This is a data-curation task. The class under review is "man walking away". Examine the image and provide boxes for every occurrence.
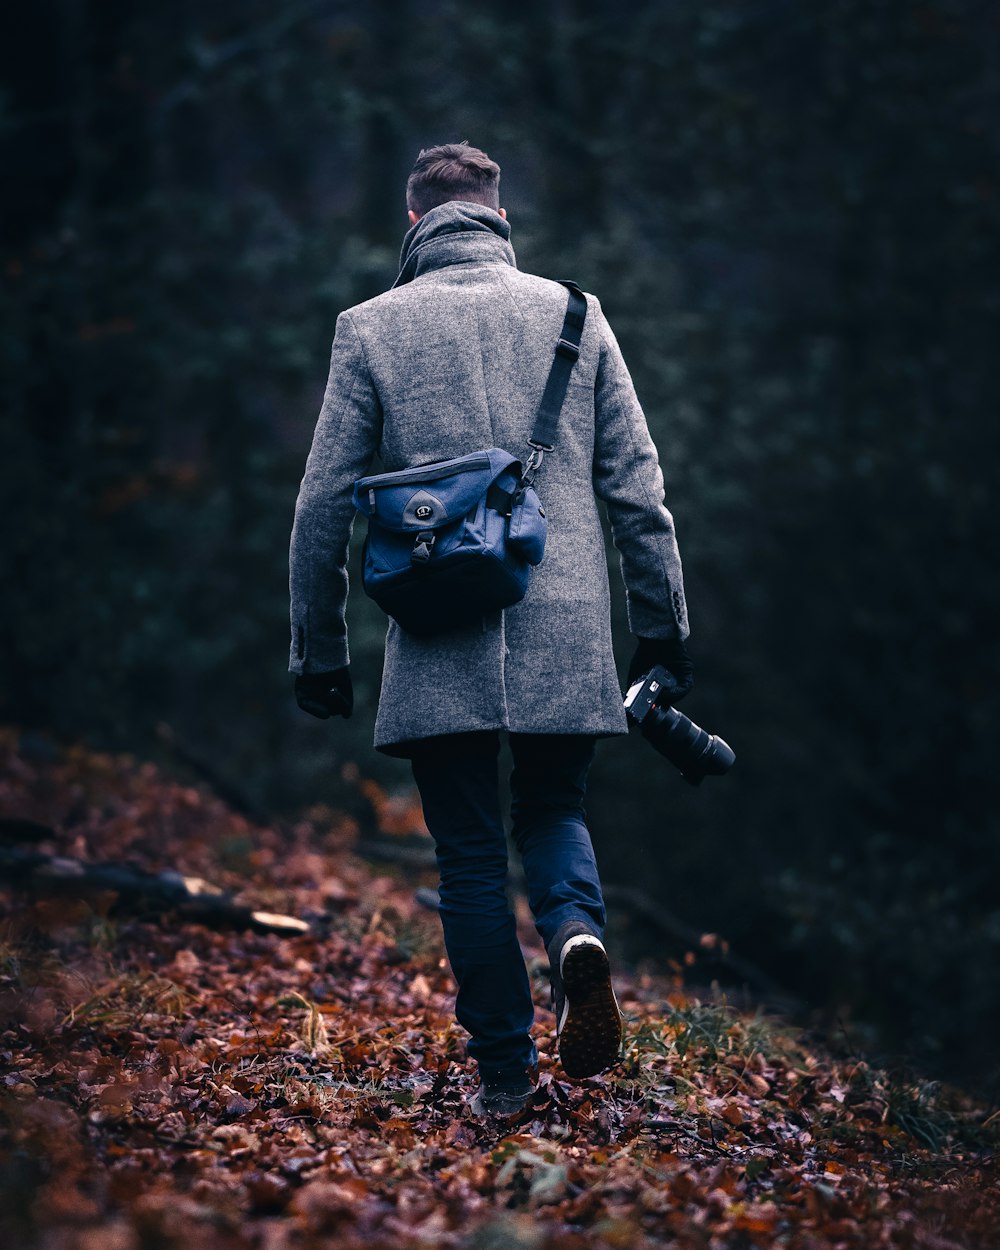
[289,142,694,1118]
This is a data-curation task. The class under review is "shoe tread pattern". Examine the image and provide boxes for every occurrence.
[558,941,623,1079]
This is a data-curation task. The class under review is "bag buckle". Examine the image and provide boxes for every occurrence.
[555,337,580,361]
[411,530,436,565]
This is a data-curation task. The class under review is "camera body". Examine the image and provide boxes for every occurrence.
[624,665,735,785]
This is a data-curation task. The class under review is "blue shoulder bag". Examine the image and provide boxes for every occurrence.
[352,281,587,637]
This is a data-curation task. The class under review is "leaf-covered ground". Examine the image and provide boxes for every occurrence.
[1,729,997,1250]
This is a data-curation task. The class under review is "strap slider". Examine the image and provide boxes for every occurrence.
[555,337,580,361]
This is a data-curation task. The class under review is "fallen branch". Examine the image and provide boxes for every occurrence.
[0,846,310,936]
[355,836,436,868]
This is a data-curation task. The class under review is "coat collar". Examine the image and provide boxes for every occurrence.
[392,201,516,288]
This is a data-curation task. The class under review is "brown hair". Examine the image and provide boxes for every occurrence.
[405,141,501,216]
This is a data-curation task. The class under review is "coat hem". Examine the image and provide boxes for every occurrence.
[375,720,628,759]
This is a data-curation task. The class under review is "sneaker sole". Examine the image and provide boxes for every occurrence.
[558,937,623,1079]
[468,1090,533,1120]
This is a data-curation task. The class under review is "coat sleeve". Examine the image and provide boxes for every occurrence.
[591,300,690,641]
[289,311,383,674]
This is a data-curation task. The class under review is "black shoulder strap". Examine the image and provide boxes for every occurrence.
[529,280,587,454]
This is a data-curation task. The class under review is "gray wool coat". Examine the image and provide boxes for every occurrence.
[289,202,689,756]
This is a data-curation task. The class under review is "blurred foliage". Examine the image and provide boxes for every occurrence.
[1,0,998,1089]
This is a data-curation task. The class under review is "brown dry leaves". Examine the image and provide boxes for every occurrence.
[0,728,997,1250]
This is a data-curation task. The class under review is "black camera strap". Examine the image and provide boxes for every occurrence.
[519,280,587,487]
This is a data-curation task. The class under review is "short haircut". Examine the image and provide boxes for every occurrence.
[405,141,501,216]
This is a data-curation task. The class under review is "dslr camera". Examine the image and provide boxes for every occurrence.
[624,665,735,785]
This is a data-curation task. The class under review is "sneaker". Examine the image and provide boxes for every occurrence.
[547,920,623,1079]
[467,1072,536,1119]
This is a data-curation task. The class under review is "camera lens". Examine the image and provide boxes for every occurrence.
[644,704,736,785]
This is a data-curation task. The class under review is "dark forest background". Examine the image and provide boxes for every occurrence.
[2,1,998,1093]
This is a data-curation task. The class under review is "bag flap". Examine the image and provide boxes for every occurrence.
[353,448,521,532]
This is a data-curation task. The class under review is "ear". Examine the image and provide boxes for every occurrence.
[407,209,420,226]
[498,208,507,220]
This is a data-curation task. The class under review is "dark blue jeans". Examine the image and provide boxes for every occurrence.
[410,731,606,1080]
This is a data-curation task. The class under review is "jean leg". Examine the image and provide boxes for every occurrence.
[509,733,606,949]
[410,733,537,1077]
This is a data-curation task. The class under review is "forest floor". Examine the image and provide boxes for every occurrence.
[0,728,997,1250]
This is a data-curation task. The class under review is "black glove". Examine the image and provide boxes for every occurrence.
[294,668,353,720]
[627,636,694,702]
